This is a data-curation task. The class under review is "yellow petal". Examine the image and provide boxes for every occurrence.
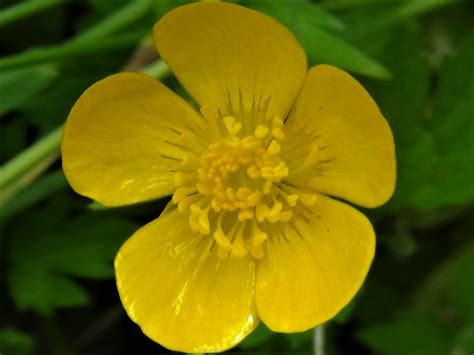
[255,195,375,332]
[154,2,307,122]
[285,65,396,208]
[62,73,206,207]
[115,209,258,353]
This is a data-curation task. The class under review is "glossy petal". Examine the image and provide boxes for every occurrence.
[115,209,258,353]
[154,2,307,123]
[256,195,375,332]
[285,65,396,208]
[62,73,206,206]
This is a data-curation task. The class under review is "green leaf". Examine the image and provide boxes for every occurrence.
[0,65,58,116]
[337,0,457,37]
[73,0,153,45]
[0,0,156,71]
[303,25,391,79]
[364,26,474,211]
[415,240,474,324]
[0,327,34,355]
[9,268,91,313]
[452,324,474,355]
[7,204,137,314]
[427,32,474,208]
[0,170,67,219]
[86,0,130,15]
[246,0,344,31]
[360,26,431,211]
[358,311,455,355]
[447,244,474,322]
[248,0,390,79]
[320,0,391,10]
[0,0,65,29]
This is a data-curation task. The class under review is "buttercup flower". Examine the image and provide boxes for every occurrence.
[61,2,395,353]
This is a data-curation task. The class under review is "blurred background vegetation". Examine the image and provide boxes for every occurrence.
[0,0,473,354]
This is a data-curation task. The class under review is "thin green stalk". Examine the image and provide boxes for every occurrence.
[313,326,325,355]
[0,0,154,70]
[71,0,153,45]
[0,0,66,29]
[0,33,143,70]
[1,125,63,189]
[140,59,169,78]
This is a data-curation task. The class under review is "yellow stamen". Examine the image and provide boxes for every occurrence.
[254,125,269,138]
[267,140,281,155]
[250,220,267,259]
[172,110,311,260]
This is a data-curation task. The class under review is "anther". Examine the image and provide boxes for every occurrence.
[223,116,242,136]
[254,125,269,138]
[267,140,281,155]
[256,203,270,222]
[238,209,254,221]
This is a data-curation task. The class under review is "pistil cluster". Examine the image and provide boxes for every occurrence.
[172,109,317,259]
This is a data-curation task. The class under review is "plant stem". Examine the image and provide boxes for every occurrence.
[140,59,169,78]
[71,0,153,45]
[313,325,325,355]
[0,0,154,70]
[1,125,63,189]
[0,0,66,29]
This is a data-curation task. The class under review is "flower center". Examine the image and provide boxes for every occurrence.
[172,109,317,259]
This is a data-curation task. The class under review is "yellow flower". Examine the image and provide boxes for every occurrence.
[61,2,395,353]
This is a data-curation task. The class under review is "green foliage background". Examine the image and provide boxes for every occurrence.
[0,0,473,354]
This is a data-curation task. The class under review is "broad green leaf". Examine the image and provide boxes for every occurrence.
[337,0,457,37]
[415,240,474,324]
[0,170,67,219]
[361,26,432,210]
[320,0,393,9]
[0,327,33,355]
[7,204,137,314]
[452,325,474,355]
[447,244,474,322]
[247,0,390,79]
[364,26,474,211]
[0,0,156,71]
[428,32,474,208]
[9,268,90,313]
[249,0,345,31]
[0,65,57,116]
[245,0,344,31]
[358,311,455,355]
